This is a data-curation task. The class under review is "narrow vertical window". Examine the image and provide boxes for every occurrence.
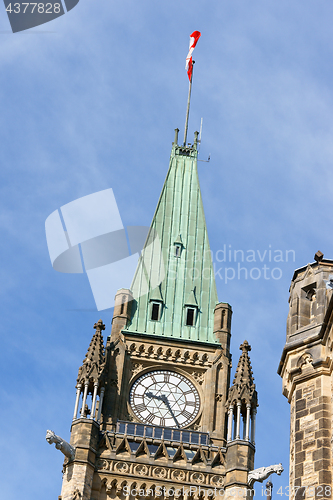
[175,244,181,257]
[151,302,160,321]
[186,307,195,326]
[221,309,226,329]
[120,295,126,315]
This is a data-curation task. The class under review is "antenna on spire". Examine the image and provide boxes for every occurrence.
[183,31,201,146]
[198,117,203,148]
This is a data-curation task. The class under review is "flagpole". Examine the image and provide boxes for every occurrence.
[183,61,194,146]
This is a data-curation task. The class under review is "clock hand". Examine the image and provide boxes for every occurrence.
[146,391,164,401]
[146,392,180,428]
[160,395,180,428]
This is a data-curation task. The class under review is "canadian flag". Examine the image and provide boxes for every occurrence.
[185,31,201,81]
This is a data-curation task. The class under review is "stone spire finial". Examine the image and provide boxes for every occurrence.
[94,319,105,332]
[76,320,106,390]
[240,339,251,353]
[226,339,257,407]
[314,250,323,263]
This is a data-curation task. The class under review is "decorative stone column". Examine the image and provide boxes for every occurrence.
[235,402,241,439]
[251,408,256,445]
[81,382,89,417]
[227,405,233,442]
[91,383,98,420]
[245,403,251,441]
[97,387,105,423]
[73,383,82,420]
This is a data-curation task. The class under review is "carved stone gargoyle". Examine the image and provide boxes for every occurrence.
[248,463,284,488]
[46,429,75,461]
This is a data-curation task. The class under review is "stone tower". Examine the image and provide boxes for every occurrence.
[278,255,333,499]
[52,130,259,500]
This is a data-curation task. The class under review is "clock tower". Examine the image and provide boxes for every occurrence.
[56,129,258,500]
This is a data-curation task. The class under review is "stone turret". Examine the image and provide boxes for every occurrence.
[75,319,106,420]
[279,253,333,498]
[110,289,133,342]
[214,302,232,352]
[225,341,257,490]
[60,320,107,500]
[226,340,258,443]
[285,255,333,344]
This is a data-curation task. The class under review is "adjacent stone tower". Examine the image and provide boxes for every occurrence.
[52,131,259,500]
[278,255,333,499]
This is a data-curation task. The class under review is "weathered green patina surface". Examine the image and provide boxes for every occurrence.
[126,137,218,343]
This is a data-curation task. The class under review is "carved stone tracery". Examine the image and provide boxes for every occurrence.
[171,469,186,481]
[152,467,167,478]
[191,472,205,483]
[115,461,129,473]
[134,464,149,476]
[210,475,224,487]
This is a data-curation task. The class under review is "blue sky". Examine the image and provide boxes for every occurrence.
[1,1,333,498]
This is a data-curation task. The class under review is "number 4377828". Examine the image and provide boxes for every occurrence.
[5,3,61,13]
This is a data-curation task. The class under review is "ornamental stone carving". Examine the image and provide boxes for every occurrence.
[210,475,224,487]
[191,472,205,484]
[132,363,143,377]
[105,482,113,494]
[156,347,163,357]
[115,461,129,473]
[171,469,186,481]
[116,480,127,495]
[248,464,284,487]
[128,344,213,366]
[192,371,204,385]
[97,459,110,471]
[134,464,149,475]
[46,430,75,461]
[153,467,167,478]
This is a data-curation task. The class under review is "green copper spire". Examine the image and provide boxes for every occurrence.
[126,130,219,343]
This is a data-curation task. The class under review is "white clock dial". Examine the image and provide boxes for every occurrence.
[129,370,200,428]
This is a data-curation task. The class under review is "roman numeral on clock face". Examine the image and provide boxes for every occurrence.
[146,413,155,423]
[135,403,146,413]
[164,373,170,382]
[186,401,196,406]
[182,410,193,420]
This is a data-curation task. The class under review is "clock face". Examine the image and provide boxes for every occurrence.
[129,370,200,428]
